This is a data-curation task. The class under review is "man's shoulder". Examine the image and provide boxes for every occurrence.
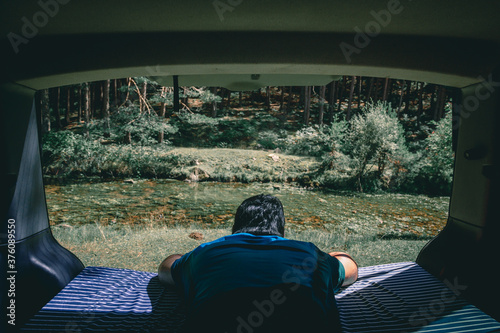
[195,233,319,254]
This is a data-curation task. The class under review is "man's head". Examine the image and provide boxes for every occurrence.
[232,194,285,237]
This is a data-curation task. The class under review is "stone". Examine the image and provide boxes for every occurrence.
[189,232,204,240]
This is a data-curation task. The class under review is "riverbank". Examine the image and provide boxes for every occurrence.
[52,223,430,272]
[46,179,449,271]
[43,146,323,186]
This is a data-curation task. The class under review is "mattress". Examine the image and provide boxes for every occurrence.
[22,262,500,332]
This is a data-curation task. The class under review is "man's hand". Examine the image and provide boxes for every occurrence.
[329,251,358,287]
[158,254,183,286]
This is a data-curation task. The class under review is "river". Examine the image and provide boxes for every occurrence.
[45,179,449,239]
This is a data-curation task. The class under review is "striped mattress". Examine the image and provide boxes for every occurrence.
[22,262,500,332]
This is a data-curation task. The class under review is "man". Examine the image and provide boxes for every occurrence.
[158,194,358,332]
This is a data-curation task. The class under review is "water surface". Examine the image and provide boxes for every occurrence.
[45,179,449,238]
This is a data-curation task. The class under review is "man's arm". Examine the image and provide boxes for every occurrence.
[329,251,358,287]
[158,254,183,286]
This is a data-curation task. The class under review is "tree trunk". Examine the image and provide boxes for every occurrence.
[78,84,82,123]
[239,91,242,107]
[65,86,71,126]
[159,87,167,118]
[397,81,405,118]
[299,86,306,106]
[211,87,218,117]
[346,76,356,121]
[91,83,97,119]
[287,86,293,112]
[337,77,345,113]
[357,76,363,109]
[158,87,167,143]
[140,79,148,113]
[102,79,110,137]
[366,77,375,102]
[404,81,411,114]
[123,78,131,106]
[124,131,132,144]
[183,87,189,107]
[434,85,447,120]
[173,75,180,114]
[372,78,380,102]
[265,86,271,110]
[226,88,231,108]
[54,87,62,129]
[83,82,90,137]
[328,81,336,123]
[41,89,51,134]
[280,86,285,111]
[113,79,118,108]
[417,82,425,125]
[382,78,390,101]
[318,85,326,126]
[303,86,311,125]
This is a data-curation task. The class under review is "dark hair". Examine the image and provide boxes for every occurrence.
[232,194,285,237]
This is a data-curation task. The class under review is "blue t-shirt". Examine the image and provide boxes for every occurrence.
[171,233,345,318]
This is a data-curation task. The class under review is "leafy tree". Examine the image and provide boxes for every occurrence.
[344,101,406,192]
[90,105,178,145]
[399,108,454,195]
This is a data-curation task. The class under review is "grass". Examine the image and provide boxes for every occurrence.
[44,145,320,183]
[52,223,429,273]
[46,178,446,273]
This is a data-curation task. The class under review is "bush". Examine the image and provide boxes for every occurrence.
[90,105,178,146]
[285,119,347,158]
[170,112,220,147]
[396,110,454,195]
[42,131,106,176]
[214,118,257,147]
[343,101,408,192]
[256,130,288,150]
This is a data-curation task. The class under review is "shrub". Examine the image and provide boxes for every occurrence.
[344,101,407,192]
[90,105,178,146]
[397,110,454,195]
[170,112,220,147]
[256,130,288,150]
[42,131,106,176]
[214,118,257,147]
[285,119,347,158]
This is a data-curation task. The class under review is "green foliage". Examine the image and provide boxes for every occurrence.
[170,112,221,147]
[42,80,455,195]
[198,88,222,105]
[397,110,454,195]
[215,118,256,147]
[42,131,106,176]
[253,112,280,130]
[256,130,288,150]
[285,119,347,157]
[343,101,408,192]
[171,112,258,148]
[91,105,178,145]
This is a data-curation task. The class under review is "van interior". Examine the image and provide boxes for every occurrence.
[1,1,499,331]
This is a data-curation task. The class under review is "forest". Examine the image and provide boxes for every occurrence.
[39,75,455,195]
